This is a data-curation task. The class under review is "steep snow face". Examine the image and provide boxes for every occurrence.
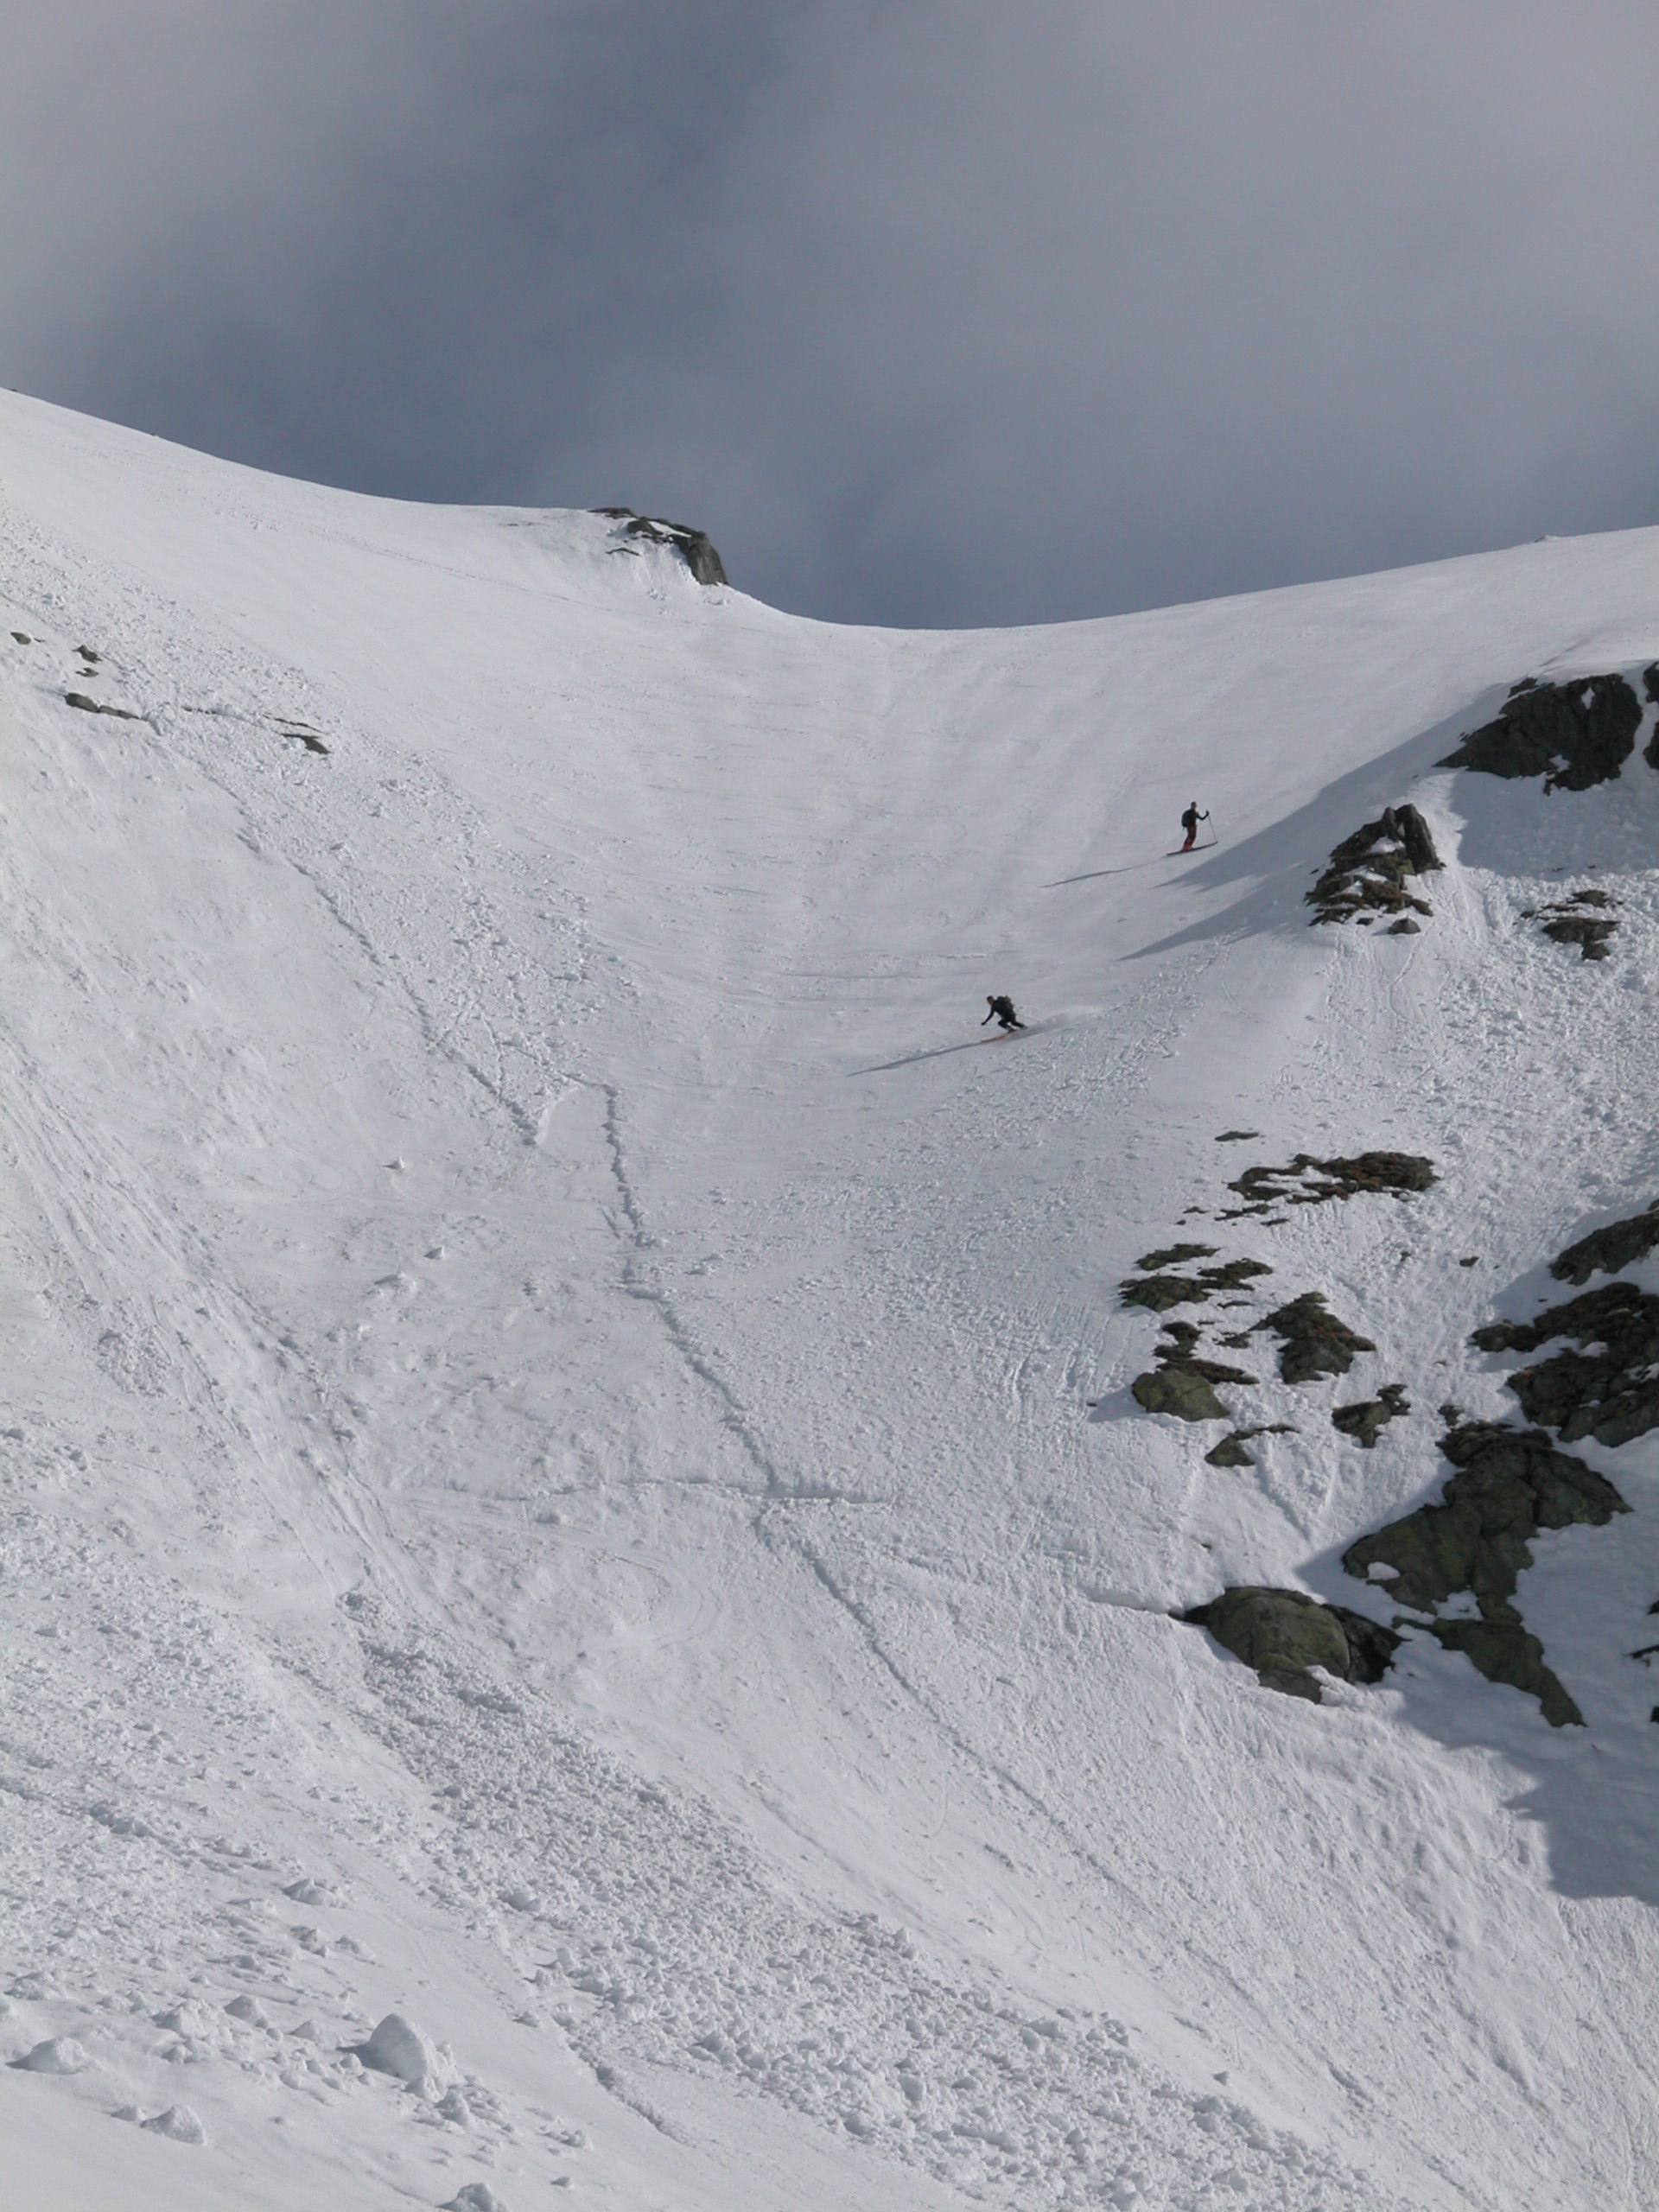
[2,390,1658,2212]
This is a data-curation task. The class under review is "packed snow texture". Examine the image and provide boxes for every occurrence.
[2,390,1658,2209]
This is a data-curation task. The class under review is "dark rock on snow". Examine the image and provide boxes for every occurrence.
[1440,672,1641,791]
[1342,1421,1626,1724]
[1131,1320,1256,1423]
[1215,1129,1261,1142]
[1205,1422,1296,1468]
[1306,804,1441,928]
[1424,1618,1584,1729]
[1332,1382,1409,1447]
[65,691,142,721]
[1119,1255,1272,1313]
[1181,1586,1401,1704]
[1473,1280,1659,1448]
[1520,887,1618,962]
[1257,1292,1376,1384]
[1227,1152,1435,1210]
[1134,1368,1228,1421]
[1135,1243,1217,1271]
[1550,1198,1659,1286]
[595,507,728,587]
[1204,1433,1256,1467]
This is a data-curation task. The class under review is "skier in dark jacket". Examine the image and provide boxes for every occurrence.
[982,994,1027,1033]
[1179,801,1210,851]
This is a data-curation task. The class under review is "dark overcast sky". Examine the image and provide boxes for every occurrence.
[4,3,1657,627]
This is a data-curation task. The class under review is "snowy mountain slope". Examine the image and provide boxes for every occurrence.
[2,387,1658,2209]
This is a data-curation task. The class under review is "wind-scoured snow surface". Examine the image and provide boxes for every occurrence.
[2,392,1657,2210]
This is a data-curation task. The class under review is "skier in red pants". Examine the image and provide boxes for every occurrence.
[1179,801,1210,851]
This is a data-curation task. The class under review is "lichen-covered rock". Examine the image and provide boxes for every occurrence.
[1307,804,1441,926]
[1340,1419,1623,1726]
[1520,887,1618,961]
[1122,1274,1212,1313]
[1133,1367,1228,1422]
[1343,1421,1624,1677]
[596,506,728,585]
[1205,1431,1256,1466]
[1426,1618,1583,1727]
[1135,1243,1217,1271]
[1474,1281,1659,1446]
[1131,1321,1255,1421]
[1119,1255,1271,1313]
[1181,1586,1400,1703]
[1258,1293,1376,1384]
[1227,1152,1435,1210]
[1440,672,1642,791]
[1204,1421,1295,1468]
[1332,1382,1408,1447]
[1551,1198,1659,1285]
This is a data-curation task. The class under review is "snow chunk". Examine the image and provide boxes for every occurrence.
[10,2037,90,2074]
[283,1875,346,1907]
[447,2185,511,2212]
[142,2103,207,2144]
[353,2012,451,2095]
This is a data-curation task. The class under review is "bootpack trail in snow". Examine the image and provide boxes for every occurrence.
[3,388,1659,2212]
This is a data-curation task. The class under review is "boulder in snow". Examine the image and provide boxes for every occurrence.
[1441,671,1641,791]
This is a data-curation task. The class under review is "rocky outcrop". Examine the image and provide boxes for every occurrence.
[1205,1423,1295,1468]
[1520,887,1618,961]
[1181,1586,1400,1704]
[1307,804,1441,927]
[596,507,728,586]
[1119,1254,1272,1313]
[1473,1281,1659,1447]
[1226,1152,1435,1211]
[1332,1382,1408,1446]
[1440,672,1642,791]
[1257,1292,1376,1384]
[1550,1198,1659,1285]
[65,690,142,721]
[1131,1321,1255,1423]
[1647,664,1659,768]
[1423,1618,1583,1729]
[1342,1421,1626,1724]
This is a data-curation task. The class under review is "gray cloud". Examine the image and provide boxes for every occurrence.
[3,3,1657,626]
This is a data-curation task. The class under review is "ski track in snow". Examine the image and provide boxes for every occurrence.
[2,391,1659,2208]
